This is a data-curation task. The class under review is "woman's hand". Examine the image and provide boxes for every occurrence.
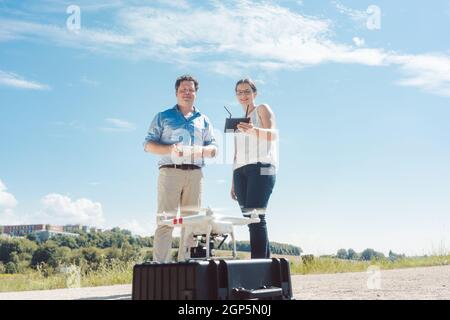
[237,121,255,135]
[230,184,237,201]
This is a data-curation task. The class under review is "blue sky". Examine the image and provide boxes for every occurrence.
[1,0,450,256]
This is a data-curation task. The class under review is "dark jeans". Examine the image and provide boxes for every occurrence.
[233,162,276,259]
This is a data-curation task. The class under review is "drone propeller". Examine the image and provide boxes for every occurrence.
[215,209,263,225]
[180,206,228,215]
[156,212,177,220]
[219,215,260,225]
[158,214,213,226]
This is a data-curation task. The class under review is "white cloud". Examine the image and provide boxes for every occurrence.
[8,0,126,15]
[101,118,136,132]
[0,70,50,90]
[156,0,190,9]
[66,0,125,12]
[2,3,376,67]
[352,37,365,47]
[113,2,392,68]
[40,193,105,226]
[0,180,18,209]
[0,28,17,41]
[0,179,20,225]
[81,76,100,87]
[117,3,337,64]
[387,54,450,97]
[2,188,106,227]
[333,1,368,22]
[0,18,135,49]
[52,120,86,131]
[117,218,155,236]
[1,2,450,98]
[0,209,21,226]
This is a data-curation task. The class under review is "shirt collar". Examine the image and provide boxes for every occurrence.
[173,104,200,116]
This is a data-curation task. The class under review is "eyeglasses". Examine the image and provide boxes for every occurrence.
[236,89,253,96]
[178,89,196,94]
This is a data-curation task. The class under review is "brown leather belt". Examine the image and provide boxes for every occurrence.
[159,164,201,170]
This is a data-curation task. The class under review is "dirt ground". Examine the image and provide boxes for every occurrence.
[293,265,450,300]
[0,265,449,300]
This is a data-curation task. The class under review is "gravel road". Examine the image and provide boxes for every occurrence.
[1,265,449,300]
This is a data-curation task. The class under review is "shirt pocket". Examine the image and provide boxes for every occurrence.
[192,120,208,145]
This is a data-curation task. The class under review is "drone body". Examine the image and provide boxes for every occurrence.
[158,207,260,261]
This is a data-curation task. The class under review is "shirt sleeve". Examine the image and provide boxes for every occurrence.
[143,113,163,146]
[203,116,217,147]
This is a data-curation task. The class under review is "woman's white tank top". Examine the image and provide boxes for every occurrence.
[234,105,278,170]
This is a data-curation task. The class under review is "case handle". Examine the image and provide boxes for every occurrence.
[232,286,283,300]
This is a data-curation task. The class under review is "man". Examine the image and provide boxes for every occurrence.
[144,75,217,262]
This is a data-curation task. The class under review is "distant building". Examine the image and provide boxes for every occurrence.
[0,224,78,240]
[1,224,61,237]
[89,227,102,233]
[34,230,79,242]
[0,225,8,239]
[63,224,90,233]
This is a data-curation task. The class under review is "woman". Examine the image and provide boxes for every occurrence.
[231,78,278,259]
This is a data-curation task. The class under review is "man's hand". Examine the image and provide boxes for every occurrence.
[172,145,202,162]
[201,145,217,158]
[145,141,185,156]
[191,146,203,159]
[171,143,184,157]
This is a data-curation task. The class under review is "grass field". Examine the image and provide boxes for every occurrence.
[288,254,450,275]
[1,251,449,292]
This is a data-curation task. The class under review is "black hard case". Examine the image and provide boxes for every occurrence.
[132,258,293,300]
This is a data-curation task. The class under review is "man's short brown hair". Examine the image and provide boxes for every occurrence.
[175,75,199,92]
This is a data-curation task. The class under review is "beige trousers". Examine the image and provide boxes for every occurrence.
[153,168,203,262]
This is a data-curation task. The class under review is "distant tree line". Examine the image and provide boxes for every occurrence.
[335,248,406,261]
[2,227,406,276]
[0,228,151,275]
[26,227,153,249]
[214,240,302,256]
[0,228,302,274]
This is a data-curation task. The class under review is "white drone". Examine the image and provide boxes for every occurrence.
[157,207,261,261]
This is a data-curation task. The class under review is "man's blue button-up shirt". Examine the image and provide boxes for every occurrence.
[144,105,217,167]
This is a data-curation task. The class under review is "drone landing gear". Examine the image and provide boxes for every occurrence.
[190,234,215,259]
[186,233,235,260]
